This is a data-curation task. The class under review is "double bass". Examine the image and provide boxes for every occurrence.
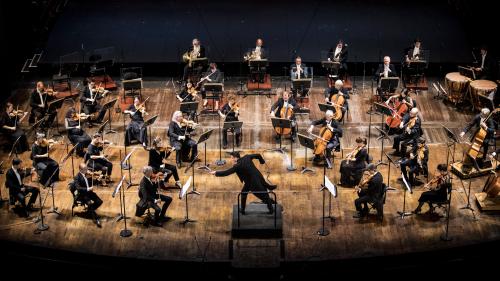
[465,108,500,160]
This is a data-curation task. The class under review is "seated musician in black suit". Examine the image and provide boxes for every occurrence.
[182,38,206,82]
[64,107,92,157]
[353,163,384,220]
[135,166,173,227]
[210,151,277,215]
[123,97,148,148]
[1,102,30,153]
[246,38,267,83]
[399,137,429,187]
[413,164,450,214]
[290,56,310,98]
[219,94,242,149]
[73,163,103,227]
[168,111,199,168]
[80,80,108,127]
[339,137,369,187]
[5,158,39,217]
[328,39,348,80]
[307,110,343,167]
[200,62,223,109]
[31,133,60,186]
[29,81,56,127]
[270,91,298,142]
[148,136,182,189]
[459,107,496,163]
[85,134,113,181]
[391,107,422,158]
[374,56,398,98]
[473,45,496,80]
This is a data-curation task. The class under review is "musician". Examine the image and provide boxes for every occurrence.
[385,88,416,109]
[290,56,310,98]
[459,107,496,161]
[148,137,182,189]
[123,97,148,148]
[73,163,103,227]
[339,137,369,187]
[5,158,39,217]
[135,166,173,227]
[168,111,198,168]
[80,80,108,127]
[307,110,343,165]
[473,45,496,80]
[413,164,450,214]
[85,134,113,180]
[270,91,298,142]
[209,151,277,215]
[200,62,223,109]
[324,79,349,121]
[374,56,398,98]
[327,39,348,80]
[402,39,425,85]
[31,132,60,186]
[29,81,56,127]
[353,163,384,219]
[219,94,242,148]
[384,88,416,134]
[64,107,92,157]
[1,102,30,153]
[391,107,421,157]
[177,82,198,103]
[247,38,267,83]
[399,137,429,187]
[182,38,206,82]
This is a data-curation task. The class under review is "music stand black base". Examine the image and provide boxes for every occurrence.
[316,229,330,236]
[440,235,453,241]
[37,223,49,231]
[188,190,201,195]
[47,207,62,216]
[215,159,226,166]
[397,211,413,218]
[120,229,132,237]
[301,167,315,174]
[180,218,197,225]
[287,166,296,172]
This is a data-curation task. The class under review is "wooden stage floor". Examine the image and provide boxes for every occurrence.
[1,77,499,267]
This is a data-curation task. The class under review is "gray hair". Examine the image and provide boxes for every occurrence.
[172,111,183,122]
[481,108,490,116]
[325,110,334,117]
[142,166,153,175]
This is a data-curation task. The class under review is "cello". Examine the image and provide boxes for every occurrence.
[385,99,408,129]
[312,126,334,156]
[465,108,500,160]
[274,103,294,136]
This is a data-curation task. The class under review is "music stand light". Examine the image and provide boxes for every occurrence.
[297,133,315,174]
[122,149,137,188]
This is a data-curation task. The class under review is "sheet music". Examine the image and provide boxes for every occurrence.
[180,176,193,199]
[323,176,337,197]
[401,172,412,193]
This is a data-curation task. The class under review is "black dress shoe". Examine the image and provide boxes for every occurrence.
[268,208,274,215]
[353,212,364,219]
[151,221,163,227]
[161,216,172,222]
[240,208,246,215]
[95,218,102,228]
[223,144,228,149]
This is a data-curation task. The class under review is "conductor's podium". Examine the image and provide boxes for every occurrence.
[232,203,283,238]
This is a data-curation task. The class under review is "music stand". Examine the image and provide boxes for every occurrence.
[318,103,336,113]
[143,115,158,147]
[196,129,214,171]
[379,77,399,98]
[113,175,132,237]
[397,171,413,219]
[248,59,268,92]
[375,127,390,162]
[96,119,108,136]
[102,98,117,134]
[180,101,199,119]
[292,78,312,99]
[122,149,138,189]
[179,176,196,225]
[8,136,23,159]
[203,83,223,115]
[442,125,459,167]
[384,152,397,191]
[47,97,65,137]
[268,118,292,154]
[223,121,243,153]
[122,78,143,98]
[184,154,201,195]
[61,143,78,178]
[317,170,336,236]
[298,133,315,174]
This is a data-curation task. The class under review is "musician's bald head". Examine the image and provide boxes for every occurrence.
[410,107,419,117]
[79,163,88,173]
[383,56,391,65]
[256,38,263,46]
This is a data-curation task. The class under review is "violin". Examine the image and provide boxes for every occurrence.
[346,144,366,164]
[355,171,378,193]
[95,139,111,147]
[43,88,58,96]
[424,173,448,190]
[72,112,93,121]
[40,138,61,147]
[180,118,198,129]
[8,109,27,117]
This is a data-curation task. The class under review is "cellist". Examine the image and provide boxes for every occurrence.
[384,88,416,134]
[270,91,298,142]
[307,110,343,166]
[391,107,421,157]
[459,108,496,163]
[324,79,349,122]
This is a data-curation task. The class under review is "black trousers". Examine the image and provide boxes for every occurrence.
[153,164,180,182]
[13,186,39,215]
[82,191,103,212]
[88,159,113,176]
[152,194,172,222]
[400,159,418,185]
[393,134,416,156]
[172,139,198,164]
[2,128,30,153]
[84,103,107,124]
[223,128,242,147]
[240,185,274,212]
[68,132,92,157]
[34,159,59,186]
[354,190,373,213]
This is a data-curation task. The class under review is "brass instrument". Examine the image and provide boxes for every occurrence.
[183,47,200,67]
[244,49,261,61]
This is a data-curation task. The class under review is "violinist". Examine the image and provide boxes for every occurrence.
[5,158,39,218]
[80,80,108,127]
[219,94,242,148]
[391,107,422,157]
[168,111,199,168]
[339,137,369,187]
[353,163,384,219]
[85,133,113,181]
[73,163,103,227]
[307,110,343,166]
[324,79,349,122]
[29,81,56,127]
[270,91,298,142]
[459,108,496,162]
[199,63,223,109]
[65,107,92,157]
[177,82,198,103]
[123,97,148,148]
[399,137,428,187]
[148,137,182,189]
[31,132,60,186]
[413,164,450,214]
[384,88,416,134]
[135,166,173,227]
[1,102,30,153]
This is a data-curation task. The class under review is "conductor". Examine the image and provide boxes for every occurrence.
[210,151,277,214]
